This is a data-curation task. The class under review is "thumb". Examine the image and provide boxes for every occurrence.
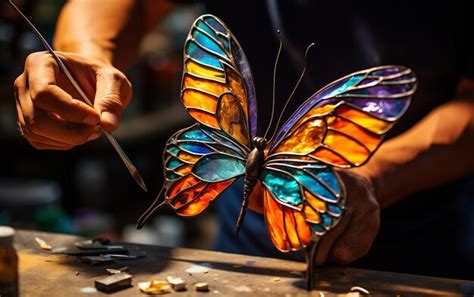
[94,68,132,131]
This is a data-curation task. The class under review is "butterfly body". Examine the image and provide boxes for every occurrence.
[137,14,417,291]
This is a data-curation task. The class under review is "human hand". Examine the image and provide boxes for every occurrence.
[13,51,132,150]
[315,169,380,265]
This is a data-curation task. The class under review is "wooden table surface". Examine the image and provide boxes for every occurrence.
[14,230,474,296]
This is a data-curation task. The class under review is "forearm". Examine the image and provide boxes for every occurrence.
[53,0,174,70]
[356,78,474,208]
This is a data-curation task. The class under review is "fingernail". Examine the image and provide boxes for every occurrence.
[83,115,99,125]
[101,111,118,128]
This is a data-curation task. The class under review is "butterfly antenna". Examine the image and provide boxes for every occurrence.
[268,42,315,144]
[136,187,167,229]
[263,30,283,140]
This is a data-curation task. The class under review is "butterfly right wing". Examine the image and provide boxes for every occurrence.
[137,124,248,227]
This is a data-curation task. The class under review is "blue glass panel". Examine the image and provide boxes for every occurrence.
[204,16,226,34]
[307,168,341,195]
[197,20,219,40]
[327,204,342,216]
[274,166,337,202]
[261,170,303,206]
[193,154,244,182]
[166,171,181,180]
[186,41,222,70]
[321,75,364,99]
[167,145,180,156]
[166,157,183,170]
[201,127,244,155]
[178,127,213,142]
[321,213,332,227]
[193,29,226,57]
[178,142,213,155]
[311,224,326,234]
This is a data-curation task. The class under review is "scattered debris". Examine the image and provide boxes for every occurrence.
[75,271,80,276]
[195,282,209,292]
[138,280,171,295]
[95,273,133,293]
[76,238,123,251]
[271,277,281,283]
[213,290,219,294]
[233,285,252,292]
[232,264,243,269]
[106,266,129,275]
[80,287,98,294]
[319,292,325,297]
[35,237,52,251]
[185,264,210,275]
[166,276,186,291]
[350,286,370,295]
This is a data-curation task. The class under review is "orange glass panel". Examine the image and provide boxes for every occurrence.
[217,93,250,146]
[311,147,349,166]
[264,189,290,252]
[171,182,207,209]
[178,179,234,216]
[175,164,192,175]
[330,116,380,151]
[248,180,264,212]
[287,105,334,136]
[177,151,200,163]
[188,110,219,128]
[304,190,326,212]
[183,74,229,97]
[284,208,301,250]
[293,211,311,246]
[225,67,248,121]
[303,204,320,224]
[274,118,325,154]
[167,175,200,198]
[324,131,368,165]
[186,60,225,83]
[337,105,392,134]
[182,89,217,113]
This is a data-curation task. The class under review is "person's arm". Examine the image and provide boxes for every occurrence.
[314,77,474,265]
[14,0,174,149]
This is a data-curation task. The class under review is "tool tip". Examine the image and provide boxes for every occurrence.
[132,169,148,192]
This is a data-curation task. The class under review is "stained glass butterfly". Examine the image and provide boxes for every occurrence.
[137,14,417,290]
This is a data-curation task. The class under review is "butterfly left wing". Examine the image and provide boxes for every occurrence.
[182,14,257,148]
[137,124,247,227]
[259,66,417,251]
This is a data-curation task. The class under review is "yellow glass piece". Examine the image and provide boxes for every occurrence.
[330,116,380,151]
[287,105,334,136]
[312,147,348,166]
[304,190,326,212]
[182,89,217,113]
[177,151,200,163]
[337,105,392,134]
[186,60,225,83]
[217,94,250,146]
[188,110,219,128]
[225,67,248,121]
[264,189,290,252]
[175,164,192,175]
[183,74,228,97]
[303,204,320,224]
[324,130,368,165]
[274,118,325,154]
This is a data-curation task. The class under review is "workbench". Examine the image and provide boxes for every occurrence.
[14,230,473,296]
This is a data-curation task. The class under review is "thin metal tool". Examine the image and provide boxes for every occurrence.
[9,0,147,192]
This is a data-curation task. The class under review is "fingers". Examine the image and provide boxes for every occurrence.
[23,52,100,125]
[94,67,132,131]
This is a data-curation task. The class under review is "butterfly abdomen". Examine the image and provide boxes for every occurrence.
[235,137,267,235]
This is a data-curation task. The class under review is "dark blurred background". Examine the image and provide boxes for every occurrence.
[0,0,217,249]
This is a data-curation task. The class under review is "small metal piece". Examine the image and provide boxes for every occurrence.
[95,273,133,293]
[8,0,148,192]
[75,239,123,250]
[166,276,186,291]
[195,282,209,292]
[53,247,129,256]
[106,266,129,275]
[350,286,370,295]
[82,255,114,266]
